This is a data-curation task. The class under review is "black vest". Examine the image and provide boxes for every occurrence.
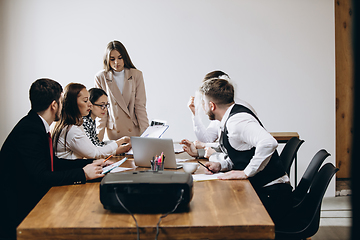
[220,104,285,189]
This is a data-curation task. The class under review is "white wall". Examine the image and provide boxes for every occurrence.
[0,0,336,196]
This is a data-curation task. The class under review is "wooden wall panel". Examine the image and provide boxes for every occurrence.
[335,0,353,178]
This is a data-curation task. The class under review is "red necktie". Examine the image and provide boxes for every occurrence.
[47,132,54,172]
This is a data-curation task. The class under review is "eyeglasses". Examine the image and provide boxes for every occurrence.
[93,103,110,110]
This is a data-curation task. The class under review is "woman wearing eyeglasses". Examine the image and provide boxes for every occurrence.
[52,83,131,160]
[94,40,149,142]
[82,88,130,148]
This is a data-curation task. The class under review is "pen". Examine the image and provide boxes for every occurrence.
[159,153,163,163]
[103,155,113,163]
[197,161,216,174]
[150,159,154,170]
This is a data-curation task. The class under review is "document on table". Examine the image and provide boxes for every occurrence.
[192,173,224,182]
[173,143,185,153]
[110,167,134,173]
[102,157,127,174]
[176,158,191,163]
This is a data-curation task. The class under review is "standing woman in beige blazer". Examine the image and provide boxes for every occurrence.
[95,40,149,141]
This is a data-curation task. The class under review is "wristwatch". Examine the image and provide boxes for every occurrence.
[196,149,205,159]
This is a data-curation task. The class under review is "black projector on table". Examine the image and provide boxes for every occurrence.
[100,171,193,213]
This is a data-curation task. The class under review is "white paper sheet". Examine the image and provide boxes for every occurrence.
[192,173,224,182]
[101,157,127,174]
[110,167,134,173]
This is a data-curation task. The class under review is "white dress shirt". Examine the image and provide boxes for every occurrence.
[192,116,220,145]
[192,98,257,146]
[38,114,50,134]
[209,104,289,186]
[55,125,117,159]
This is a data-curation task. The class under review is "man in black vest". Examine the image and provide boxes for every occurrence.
[182,78,292,225]
[0,79,107,240]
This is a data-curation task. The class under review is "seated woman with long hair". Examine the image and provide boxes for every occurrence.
[52,83,131,159]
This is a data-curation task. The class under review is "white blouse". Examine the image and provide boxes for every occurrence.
[54,125,117,159]
[192,98,257,145]
[113,69,125,94]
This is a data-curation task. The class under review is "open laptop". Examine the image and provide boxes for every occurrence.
[131,137,182,169]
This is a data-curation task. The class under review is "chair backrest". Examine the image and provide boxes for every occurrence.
[292,149,331,207]
[293,163,338,238]
[279,137,304,176]
[276,163,338,239]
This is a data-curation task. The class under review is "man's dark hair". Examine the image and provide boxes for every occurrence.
[199,78,234,106]
[29,78,63,113]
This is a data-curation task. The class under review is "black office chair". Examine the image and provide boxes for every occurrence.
[275,163,339,240]
[292,149,331,207]
[279,137,304,176]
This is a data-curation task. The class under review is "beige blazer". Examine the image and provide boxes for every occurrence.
[94,68,149,140]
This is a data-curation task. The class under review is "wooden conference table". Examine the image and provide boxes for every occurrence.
[17,133,298,240]
[17,158,274,240]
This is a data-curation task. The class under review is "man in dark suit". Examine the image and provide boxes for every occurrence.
[0,79,107,240]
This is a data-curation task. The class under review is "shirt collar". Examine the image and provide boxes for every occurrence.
[38,114,50,133]
[220,103,235,130]
[113,69,125,77]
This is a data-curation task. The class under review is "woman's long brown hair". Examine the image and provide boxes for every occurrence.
[52,83,86,153]
[103,40,136,72]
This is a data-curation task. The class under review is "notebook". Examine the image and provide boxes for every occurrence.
[131,137,182,169]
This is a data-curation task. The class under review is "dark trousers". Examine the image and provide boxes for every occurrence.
[255,182,293,225]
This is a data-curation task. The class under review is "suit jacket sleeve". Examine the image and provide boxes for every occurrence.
[19,125,87,186]
[134,71,149,134]
[54,156,94,171]
[65,125,117,159]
